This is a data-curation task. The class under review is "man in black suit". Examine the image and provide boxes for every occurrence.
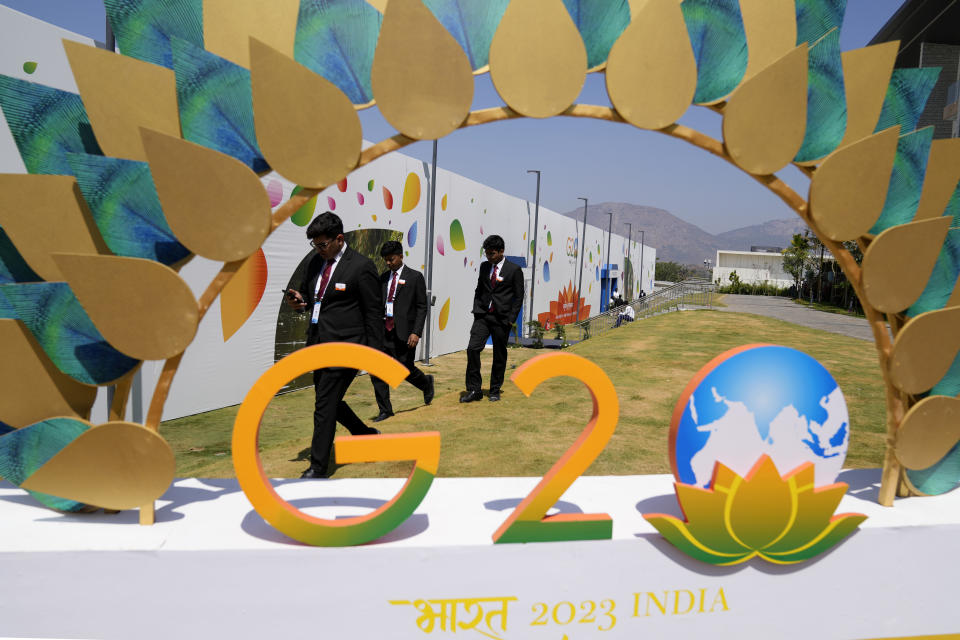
[284,212,382,478]
[369,241,435,421]
[461,235,525,403]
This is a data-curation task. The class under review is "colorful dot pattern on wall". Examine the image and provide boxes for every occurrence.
[449,220,465,251]
[543,261,550,282]
[337,177,347,192]
[367,179,374,191]
[437,235,445,256]
[407,220,418,247]
[22,61,38,74]
[266,179,283,207]
[441,194,447,211]
[357,192,364,205]
[547,231,552,246]
[438,298,450,330]
[326,196,336,211]
[383,186,394,209]
[290,185,318,226]
[402,172,420,212]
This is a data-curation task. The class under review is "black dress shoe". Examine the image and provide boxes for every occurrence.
[459,389,483,403]
[300,466,330,479]
[372,411,393,422]
[423,375,435,405]
[488,390,501,402]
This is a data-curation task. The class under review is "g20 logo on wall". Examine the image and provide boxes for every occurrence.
[565,236,578,260]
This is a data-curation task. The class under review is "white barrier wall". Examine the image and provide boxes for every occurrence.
[0,7,655,421]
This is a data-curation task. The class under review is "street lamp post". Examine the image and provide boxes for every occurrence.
[639,230,645,294]
[625,222,632,299]
[527,170,541,336]
[575,197,588,324]
[605,211,613,308]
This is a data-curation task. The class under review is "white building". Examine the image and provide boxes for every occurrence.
[712,249,794,288]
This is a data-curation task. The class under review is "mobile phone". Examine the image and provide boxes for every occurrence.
[282,288,299,300]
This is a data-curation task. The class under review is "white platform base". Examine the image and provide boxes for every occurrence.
[2,470,958,639]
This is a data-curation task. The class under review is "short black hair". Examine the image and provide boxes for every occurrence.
[482,235,505,252]
[380,240,403,257]
[306,211,343,240]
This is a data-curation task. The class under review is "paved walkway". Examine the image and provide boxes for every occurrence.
[712,294,879,342]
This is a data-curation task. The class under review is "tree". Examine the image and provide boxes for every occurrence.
[781,233,810,296]
[655,260,702,282]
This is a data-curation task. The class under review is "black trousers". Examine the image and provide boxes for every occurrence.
[465,312,509,393]
[310,367,375,471]
[370,328,431,414]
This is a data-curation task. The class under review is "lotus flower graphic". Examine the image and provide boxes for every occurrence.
[644,456,866,565]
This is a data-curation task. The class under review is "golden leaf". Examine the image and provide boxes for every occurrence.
[605,0,696,130]
[370,0,474,139]
[489,0,587,118]
[889,306,960,395]
[722,45,808,175]
[141,128,272,262]
[62,40,180,162]
[914,139,960,221]
[808,127,901,241]
[861,217,951,313]
[52,253,199,361]
[895,396,960,470]
[0,175,107,281]
[838,42,898,149]
[250,39,361,189]
[739,0,796,82]
[203,0,299,68]
[0,319,97,428]
[20,421,175,510]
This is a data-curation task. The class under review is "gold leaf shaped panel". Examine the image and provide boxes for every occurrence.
[739,0,796,82]
[895,396,960,470]
[366,0,388,12]
[861,216,951,313]
[838,42,898,148]
[605,0,696,130]
[20,421,175,510]
[62,40,180,162]
[488,0,587,118]
[204,0,299,68]
[808,127,901,241]
[889,306,960,395]
[370,0,474,139]
[0,175,107,281]
[141,128,272,262]
[914,138,960,221]
[52,253,199,361]
[722,45,808,175]
[0,319,97,428]
[251,39,361,189]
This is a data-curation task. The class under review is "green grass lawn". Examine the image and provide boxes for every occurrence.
[161,309,887,479]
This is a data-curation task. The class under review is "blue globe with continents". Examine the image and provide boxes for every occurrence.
[670,344,849,489]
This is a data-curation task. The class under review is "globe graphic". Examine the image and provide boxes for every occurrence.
[671,344,849,489]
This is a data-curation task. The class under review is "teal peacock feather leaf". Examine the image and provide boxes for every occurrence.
[0,417,88,511]
[869,127,934,235]
[0,227,42,284]
[171,37,268,173]
[560,0,631,69]
[66,153,191,266]
[103,0,203,70]
[794,29,846,164]
[0,76,102,176]
[794,0,845,46]
[875,67,941,135]
[680,0,748,104]
[423,0,510,70]
[907,186,960,317]
[0,283,139,385]
[294,0,382,105]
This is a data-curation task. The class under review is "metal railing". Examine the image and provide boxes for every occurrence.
[568,279,717,341]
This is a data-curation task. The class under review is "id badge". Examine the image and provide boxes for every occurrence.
[311,300,321,323]
[385,301,394,318]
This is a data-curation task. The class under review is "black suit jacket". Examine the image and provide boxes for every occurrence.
[298,246,382,350]
[472,259,524,326]
[380,264,427,339]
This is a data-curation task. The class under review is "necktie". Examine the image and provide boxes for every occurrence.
[316,260,334,302]
[488,264,498,311]
[385,271,398,332]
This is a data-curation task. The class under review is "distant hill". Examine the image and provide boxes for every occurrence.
[559,202,810,265]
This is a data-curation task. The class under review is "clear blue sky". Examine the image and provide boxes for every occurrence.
[1,0,907,233]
